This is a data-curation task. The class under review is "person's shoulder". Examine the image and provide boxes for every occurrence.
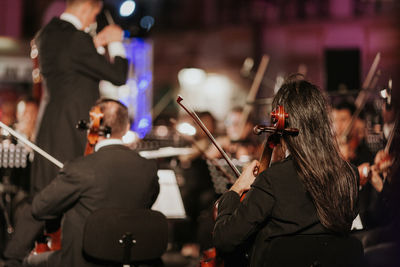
[42,17,75,33]
[60,155,95,179]
[264,156,294,177]
[256,157,296,187]
[98,145,156,167]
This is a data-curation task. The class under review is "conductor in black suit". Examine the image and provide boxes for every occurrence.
[24,99,159,267]
[213,76,360,266]
[32,0,128,195]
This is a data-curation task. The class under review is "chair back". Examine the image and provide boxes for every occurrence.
[83,209,168,265]
[264,235,364,267]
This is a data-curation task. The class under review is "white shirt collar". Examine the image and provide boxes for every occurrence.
[95,139,124,152]
[60,13,83,30]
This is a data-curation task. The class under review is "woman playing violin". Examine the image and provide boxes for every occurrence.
[213,75,360,266]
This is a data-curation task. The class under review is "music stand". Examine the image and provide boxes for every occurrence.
[206,159,244,194]
[151,169,186,219]
[0,141,29,234]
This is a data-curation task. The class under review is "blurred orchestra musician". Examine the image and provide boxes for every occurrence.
[0,98,38,252]
[22,99,159,267]
[356,148,400,266]
[332,101,382,241]
[213,76,361,266]
[354,99,400,266]
[178,111,217,258]
[14,98,39,142]
[0,101,17,128]
[11,98,40,194]
[205,107,259,163]
[332,101,374,166]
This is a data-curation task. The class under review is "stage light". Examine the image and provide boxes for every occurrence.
[120,0,136,17]
[140,16,155,31]
[380,89,388,99]
[178,68,206,87]
[177,122,196,136]
[155,125,169,137]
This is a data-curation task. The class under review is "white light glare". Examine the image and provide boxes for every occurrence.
[122,130,138,144]
[380,89,388,99]
[177,122,196,136]
[120,0,136,17]
[178,68,207,87]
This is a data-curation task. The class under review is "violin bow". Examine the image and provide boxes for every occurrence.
[170,119,236,184]
[0,121,63,168]
[341,52,380,142]
[177,96,241,178]
[236,54,270,140]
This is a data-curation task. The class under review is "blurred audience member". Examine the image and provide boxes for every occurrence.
[177,112,217,258]
[14,98,39,141]
[0,101,16,127]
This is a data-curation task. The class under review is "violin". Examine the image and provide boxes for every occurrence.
[359,109,397,187]
[358,77,397,187]
[77,105,111,155]
[252,106,299,177]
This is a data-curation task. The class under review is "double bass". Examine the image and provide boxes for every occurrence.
[177,96,298,266]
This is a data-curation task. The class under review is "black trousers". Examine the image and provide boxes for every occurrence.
[4,203,43,267]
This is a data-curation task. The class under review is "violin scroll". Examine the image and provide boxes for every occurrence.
[253,105,299,137]
[76,106,112,155]
[271,105,288,130]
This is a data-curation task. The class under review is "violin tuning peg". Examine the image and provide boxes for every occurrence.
[253,126,262,135]
[76,120,88,130]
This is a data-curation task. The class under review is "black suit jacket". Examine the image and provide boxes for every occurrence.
[32,144,159,267]
[213,157,337,266]
[32,18,128,194]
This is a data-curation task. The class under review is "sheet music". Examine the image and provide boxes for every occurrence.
[351,214,363,230]
[139,147,194,159]
[152,169,186,219]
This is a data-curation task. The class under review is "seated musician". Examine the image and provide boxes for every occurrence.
[205,107,259,162]
[357,148,400,266]
[213,76,359,266]
[24,99,159,267]
[331,101,374,166]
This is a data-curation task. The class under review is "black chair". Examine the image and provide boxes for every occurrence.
[83,209,168,267]
[263,235,365,267]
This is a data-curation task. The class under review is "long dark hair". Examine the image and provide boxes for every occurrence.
[273,75,358,233]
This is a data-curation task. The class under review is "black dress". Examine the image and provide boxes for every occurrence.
[213,157,333,266]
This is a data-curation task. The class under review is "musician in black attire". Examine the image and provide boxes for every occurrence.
[213,76,360,266]
[32,0,128,195]
[24,99,159,267]
[3,1,128,265]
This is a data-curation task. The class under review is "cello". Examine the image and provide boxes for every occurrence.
[177,96,298,266]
